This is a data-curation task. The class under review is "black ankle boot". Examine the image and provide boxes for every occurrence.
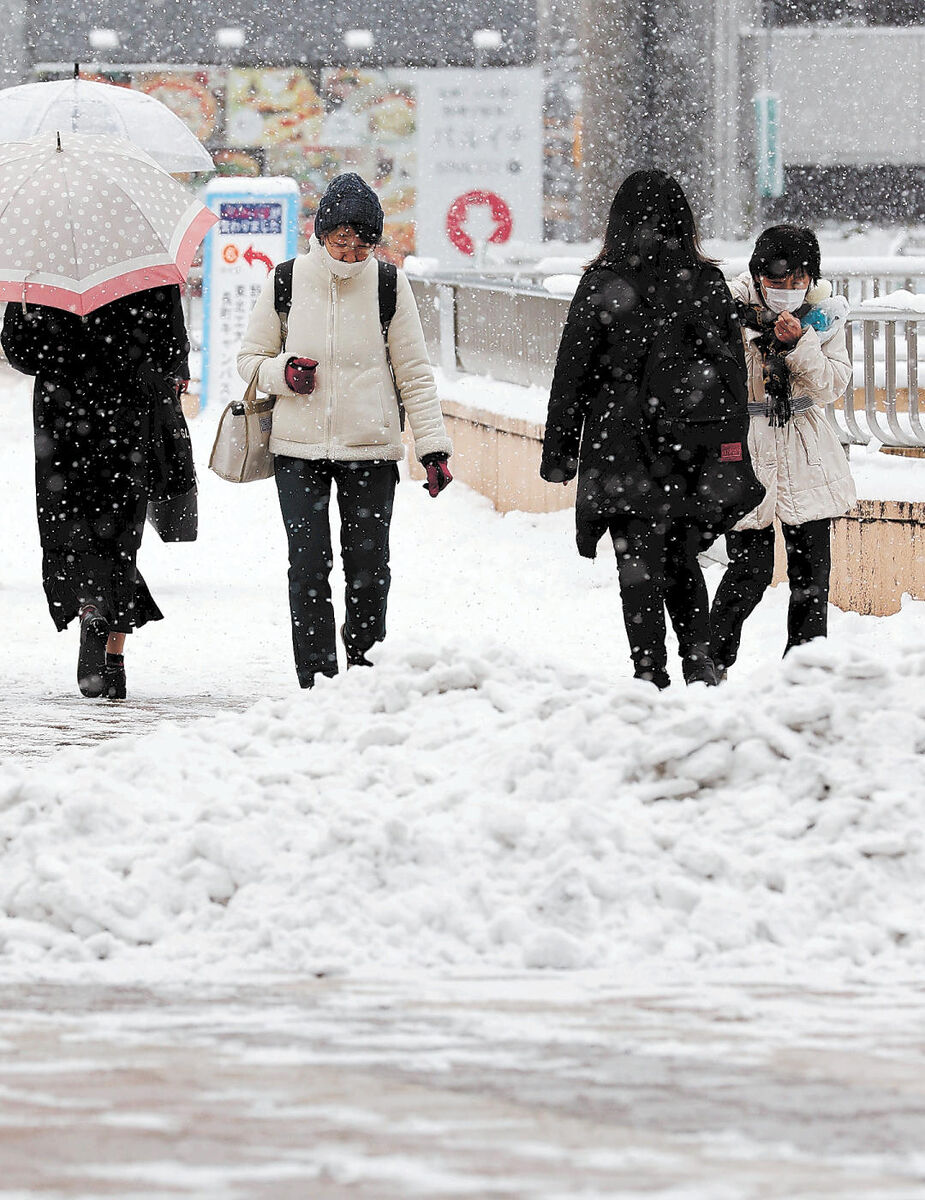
[103,653,126,700]
[340,625,373,668]
[634,667,671,690]
[77,605,108,698]
[681,648,719,687]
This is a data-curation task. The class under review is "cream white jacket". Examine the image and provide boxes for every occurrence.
[730,274,856,530]
[237,241,452,463]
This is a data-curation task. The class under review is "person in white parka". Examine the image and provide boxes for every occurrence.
[237,174,453,688]
[710,225,856,677]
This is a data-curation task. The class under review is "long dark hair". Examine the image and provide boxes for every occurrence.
[587,170,717,275]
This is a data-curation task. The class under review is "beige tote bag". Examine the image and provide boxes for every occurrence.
[208,369,275,483]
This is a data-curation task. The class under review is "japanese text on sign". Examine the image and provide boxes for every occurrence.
[219,202,284,236]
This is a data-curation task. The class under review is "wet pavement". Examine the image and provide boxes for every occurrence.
[0,977,923,1198]
[0,692,254,766]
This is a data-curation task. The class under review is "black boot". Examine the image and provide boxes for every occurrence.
[77,605,108,698]
[341,624,373,669]
[297,669,338,689]
[635,667,671,690]
[681,646,719,687]
[103,653,126,700]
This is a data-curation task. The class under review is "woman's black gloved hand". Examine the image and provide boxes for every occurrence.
[421,452,453,497]
[540,457,577,484]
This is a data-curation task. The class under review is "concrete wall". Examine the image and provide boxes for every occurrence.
[422,399,925,618]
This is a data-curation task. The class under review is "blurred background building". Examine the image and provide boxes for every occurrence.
[581,0,925,240]
[0,0,921,251]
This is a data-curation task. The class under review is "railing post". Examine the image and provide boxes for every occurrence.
[907,322,924,442]
[833,320,869,446]
[437,283,458,380]
[884,321,907,443]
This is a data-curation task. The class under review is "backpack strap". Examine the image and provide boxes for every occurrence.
[274,257,295,317]
[377,260,404,430]
[274,257,295,351]
[377,260,397,334]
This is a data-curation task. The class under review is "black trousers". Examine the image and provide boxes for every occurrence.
[710,518,831,672]
[609,516,715,687]
[274,456,398,684]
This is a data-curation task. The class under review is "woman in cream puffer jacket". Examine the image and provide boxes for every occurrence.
[728,274,854,530]
[237,173,453,688]
[710,224,856,676]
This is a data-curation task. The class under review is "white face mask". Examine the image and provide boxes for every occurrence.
[763,285,808,314]
[319,241,370,279]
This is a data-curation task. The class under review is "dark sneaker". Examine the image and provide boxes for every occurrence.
[77,606,108,698]
[103,653,126,700]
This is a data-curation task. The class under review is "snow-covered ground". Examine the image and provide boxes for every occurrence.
[1,365,924,986]
[2,364,925,1196]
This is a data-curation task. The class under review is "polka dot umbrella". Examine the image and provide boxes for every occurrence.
[0,131,217,316]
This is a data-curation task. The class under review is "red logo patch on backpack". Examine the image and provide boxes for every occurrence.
[721,442,743,462]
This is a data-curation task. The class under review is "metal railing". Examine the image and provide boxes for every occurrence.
[409,273,925,450]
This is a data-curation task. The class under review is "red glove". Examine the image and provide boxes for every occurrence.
[422,454,453,497]
[175,378,189,398]
[285,356,318,395]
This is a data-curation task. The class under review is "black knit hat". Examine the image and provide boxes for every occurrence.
[314,173,384,243]
[749,224,821,284]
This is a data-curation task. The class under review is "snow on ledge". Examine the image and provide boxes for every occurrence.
[435,367,548,427]
[858,289,925,313]
[542,274,581,298]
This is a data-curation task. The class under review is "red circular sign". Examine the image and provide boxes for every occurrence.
[446,190,514,257]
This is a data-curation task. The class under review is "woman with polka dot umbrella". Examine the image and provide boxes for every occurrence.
[0,132,216,700]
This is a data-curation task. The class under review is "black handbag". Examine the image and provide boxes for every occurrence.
[142,363,199,542]
[146,488,198,542]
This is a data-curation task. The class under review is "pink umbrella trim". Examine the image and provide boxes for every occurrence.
[0,205,217,316]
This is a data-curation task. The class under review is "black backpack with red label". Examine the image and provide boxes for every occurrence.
[636,278,763,532]
[639,305,749,448]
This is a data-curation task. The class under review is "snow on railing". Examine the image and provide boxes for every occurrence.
[407,273,925,451]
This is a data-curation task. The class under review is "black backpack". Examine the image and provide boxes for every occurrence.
[638,293,748,447]
[273,256,404,428]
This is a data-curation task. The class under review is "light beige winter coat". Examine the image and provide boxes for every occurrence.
[237,240,452,463]
[729,274,856,530]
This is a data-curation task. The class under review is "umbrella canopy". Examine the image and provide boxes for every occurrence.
[0,78,214,174]
[0,132,217,315]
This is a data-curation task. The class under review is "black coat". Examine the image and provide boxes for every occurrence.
[1,285,194,630]
[541,263,762,557]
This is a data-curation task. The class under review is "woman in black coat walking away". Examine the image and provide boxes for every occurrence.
[541,170,763,688]
[1,285,193,700]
